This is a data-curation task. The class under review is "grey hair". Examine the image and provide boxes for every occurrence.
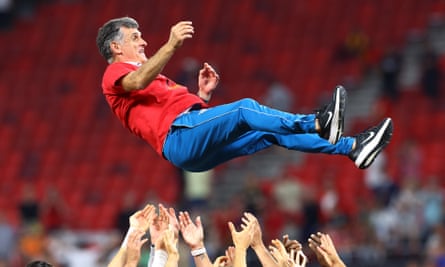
[96,17,139,63]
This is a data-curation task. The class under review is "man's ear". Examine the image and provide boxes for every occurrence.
[110,41,121,54]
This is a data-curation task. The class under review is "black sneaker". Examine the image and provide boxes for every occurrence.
[316,85,347,144]
[349,118,393,169]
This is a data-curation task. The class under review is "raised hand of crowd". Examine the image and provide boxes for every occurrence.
[108,203,346,267]
[308,232,346,267]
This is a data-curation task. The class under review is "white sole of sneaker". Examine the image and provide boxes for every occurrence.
[355,118,392,169]
[329,86,345,144]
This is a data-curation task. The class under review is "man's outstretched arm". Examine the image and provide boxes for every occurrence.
[122,21,194,91]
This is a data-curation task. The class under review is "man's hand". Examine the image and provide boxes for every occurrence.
[198,62,220,102]
[159,204,180,237]
[224,246,235,267]
[269,239,307,267]
[168,21,194,49]
[241,212,262,249]
[282,234,302,253]
[149,206,169,249]
[213,256,229,267]
[178,211,205,250]
[308,232,345,267]
[129,204,156,231]
[228,220,254,251]
[212,245,235,267]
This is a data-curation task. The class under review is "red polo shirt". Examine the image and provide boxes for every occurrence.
[102,62,207,156]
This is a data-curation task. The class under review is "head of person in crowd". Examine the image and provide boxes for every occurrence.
[26,261,53,267]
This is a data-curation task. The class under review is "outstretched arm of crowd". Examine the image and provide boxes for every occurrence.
[308,232,346,267]
[159,204,180,238]
[163,227,180,267]
[148,204,171,267]
[121,21,194,91]
[241,212,276,267]
[179,211,213,267]
[108,204,156,267]
[228,216,254,267]
[124,229,149,267]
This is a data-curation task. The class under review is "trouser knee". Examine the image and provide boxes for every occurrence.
[236,98,260,109]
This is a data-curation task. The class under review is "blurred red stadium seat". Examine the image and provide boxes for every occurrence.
[1,0,444,230]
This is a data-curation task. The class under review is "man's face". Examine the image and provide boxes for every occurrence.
[113,26,148,63]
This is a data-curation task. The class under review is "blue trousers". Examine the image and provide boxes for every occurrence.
[163,98,354,172]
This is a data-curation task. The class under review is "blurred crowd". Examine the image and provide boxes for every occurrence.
[0,164,444,267]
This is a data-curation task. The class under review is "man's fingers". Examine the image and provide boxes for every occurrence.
[243,212,256,223]
[308,239,322,253]
[308,240,329,258]
[271,239,287,255]
[184,211,193,224]
[194,216,202,228]
[199,63,219,81]
[176,21,193,26]
[173,22,193,30]
[308,242,316,251]
[202,62,217,73]
[323,233,335,247]
[285,239,302,251]
[175,25,194,36]
[309,234,321,245]
[169,21,194,47]
[214,256,228,267]
[228,222,236,234]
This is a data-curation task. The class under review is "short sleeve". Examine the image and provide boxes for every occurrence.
[102,62,136,94]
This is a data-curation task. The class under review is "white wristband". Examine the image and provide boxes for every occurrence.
[191,247,206,257]
[152,250,168,267]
